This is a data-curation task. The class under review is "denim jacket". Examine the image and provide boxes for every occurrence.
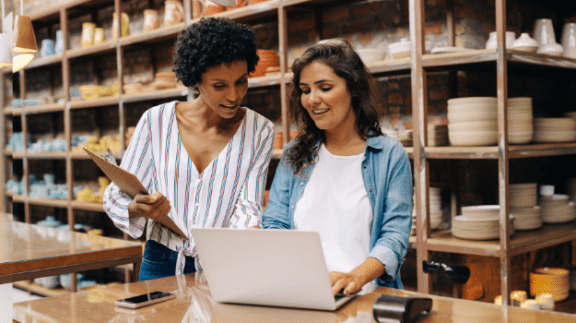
[262,135,412,289]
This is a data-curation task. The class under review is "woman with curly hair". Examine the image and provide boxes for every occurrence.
[262,40,412,294]
[104,17,274,281]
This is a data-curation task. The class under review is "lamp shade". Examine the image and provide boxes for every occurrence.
[0,34,12,67]
[211,0,236,7]
[13,15,38,54]
[12,53,34,72]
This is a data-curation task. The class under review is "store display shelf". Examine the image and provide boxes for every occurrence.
[425,146,499,159]
[367,57,411,75]
[71,201,104,212]
[66,41,117,59]
[27,196,69,208]
[119,23,185,47]
[426,222,576,257]
[5,190,12,198]
[3,106,13,115]
[13,103,65,116]
[122,87,189,104]
[13,280,70,297]
[508,142,576,158]
[205,0,281,23]
[425,143,576,159]
[25,54,64,71]
[26,152,68,159]
[13,195,25,203]
[69,96,120,110]
[13,152,24,159]
[70,150,122,160]
[248,74,284,88]
[4,149,12,156]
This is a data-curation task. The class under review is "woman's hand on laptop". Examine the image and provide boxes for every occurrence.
[128,192,171,221]
[329,258,387,295]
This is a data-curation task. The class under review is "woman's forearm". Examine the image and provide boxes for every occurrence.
[349,257,386,287]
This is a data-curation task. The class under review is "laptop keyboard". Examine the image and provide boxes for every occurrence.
[334,291,347,301]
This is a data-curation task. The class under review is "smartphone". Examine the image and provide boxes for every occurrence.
[114,291,176,309]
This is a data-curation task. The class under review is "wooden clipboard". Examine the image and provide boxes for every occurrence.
[83,147,187,238]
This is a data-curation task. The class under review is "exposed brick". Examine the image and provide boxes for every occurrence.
[388,82,400,91]
[429,89,449,101]
[359,32,375,44]
[439,101,448,113]
[306,30,317,42]
[404,95,412,106]
[405,79,412,89]
[427,78,437,87]
[288,18,315,34]
[287,35,304,46]
[322,26,336,39]
[381,22,387,31]
[395,28,407,38]
[388,93,403,105]
[455,6,473,19]
[425,22,443,36]
[404,105,412,115]
[342,21,367,34]
[323,8,350,24]
[352,3,379,18]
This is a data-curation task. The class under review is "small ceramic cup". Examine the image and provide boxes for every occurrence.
[561,23,576,59]
[539,185,555,196]
[93,28,106,44]
[536,293,554,310]
[511,33,538,52]
[485,31,516,49]
[520,299,540,310]
[81,22,96,48]
[533,18,556,46]
[41,39,55,57]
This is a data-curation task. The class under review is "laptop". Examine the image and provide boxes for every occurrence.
[190,228,357,311]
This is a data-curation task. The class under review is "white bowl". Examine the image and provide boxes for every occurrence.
[448,111,498,124]
[388,38,411,59]
[449,130,498,146]
[447,97,497,105]
[511,33,538,52]
[358,48,387,63]
[448,121,497,132]
[537,41,564,56]
[447,103,497,115]
[509,131,534,144]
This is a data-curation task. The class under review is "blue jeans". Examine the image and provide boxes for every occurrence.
[139,240,196,281]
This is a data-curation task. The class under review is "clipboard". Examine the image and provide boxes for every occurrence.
[83,147,187,238]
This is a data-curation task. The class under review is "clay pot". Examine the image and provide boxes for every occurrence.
[227,0,248,10]
[165,0,185,26]
[250,49,280,77]
[206,1,226,15]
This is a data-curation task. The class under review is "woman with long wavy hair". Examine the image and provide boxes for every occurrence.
[262,40,412,295]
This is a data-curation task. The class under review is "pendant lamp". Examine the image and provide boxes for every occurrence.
[12,14,37,53]
[210,0,236,7]
[12,53,34,72]
[0,0,11,67]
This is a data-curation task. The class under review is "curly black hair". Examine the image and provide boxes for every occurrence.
[286,40,383,175]
[172,17,259,88]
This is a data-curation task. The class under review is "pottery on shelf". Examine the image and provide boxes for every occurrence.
[485,31,516,50]
[511,33,538,52]
[533,18,556,46]
[536,41,564,56]
[561,22,576,59]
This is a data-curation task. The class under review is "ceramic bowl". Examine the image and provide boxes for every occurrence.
[447,103,496,115]
[511,33,538,52]
[537,41,564,56]
[447,121,497,132]
[358,48,387,63]
[447,97,498,105]
[34,276,60,289]
[449,130,498,146]
[533,18,556,46]
[251,50,280,77]
[388,38,411,59]
[485,31,516,49]
[447,111,498,124]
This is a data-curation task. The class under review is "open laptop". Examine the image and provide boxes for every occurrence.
[190,228,357,311]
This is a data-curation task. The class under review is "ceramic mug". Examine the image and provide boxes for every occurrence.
[55,30,64,54]
[41,39,55,57]
[561,22,576,58]
[93,28,106,44]
[81,22,96,48]
[533,18,556,46]
[112,12,130,40]
[143,9,159,31]
[165,0,185,26]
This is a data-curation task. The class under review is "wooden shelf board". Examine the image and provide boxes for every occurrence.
[425,146,499,159]
[122,87,189,104]
[69,96,120,110]
[367,57,411,75]
[13,152,24,159]
[70,150,122,160]
[25,54,63,70]
[13,280,69,297]
[508,142,576,158]
[248,74,284,88]
[3,107,13,115]
[14,103,65,116]
[119,23,185,47]
[71,201,104,212]
[4,149,12,156]
[26,152,67,159]
[426,222,576,257]
[13,195,25,203]
[1,66,10,74]
[508,50,576,69]
[5,190,13,198]
[272,148,283,159]
[66,41,117,59]
[204,0,281,22]
[27,197,69,208]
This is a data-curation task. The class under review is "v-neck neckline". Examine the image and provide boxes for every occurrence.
[171,101,248,177]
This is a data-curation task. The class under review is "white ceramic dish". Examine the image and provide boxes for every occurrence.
[430,46,474,54]
[358,48,387,63]
[447,104,497,115]
[533,131,576,143]
[448,111,498,124]
[448,130,498,146]
[447,97,498,105]
[448,121,497,132]
[511,33,538,52]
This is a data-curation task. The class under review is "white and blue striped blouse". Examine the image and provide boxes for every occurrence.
[104,101,274,268]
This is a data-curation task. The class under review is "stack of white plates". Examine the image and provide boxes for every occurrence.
[383,129,413,147]
[411,187,444,235]
[508,97,533,144]
[540,194,576,223]
[447,97,498,146]
[533,118,576,143]
[452,214,515,240]
[566,178,576,202]
[509,183,542,230]
[428,124,448,147]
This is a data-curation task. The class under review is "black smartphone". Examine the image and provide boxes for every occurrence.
[114,291,176,309]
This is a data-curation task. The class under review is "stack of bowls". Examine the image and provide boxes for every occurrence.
[540,194,576,223]
[509,183,542,230]
[411,187,443,236]
[428,124,448,147]
[447,97,498,146]
[533,118,576,143]
[530,267,570,301]
[358,48,387,64]
[452,205,515,240]
[507,97,534,144]
[383,129,413,147]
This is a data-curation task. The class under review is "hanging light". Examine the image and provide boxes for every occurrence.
[12,53,34,72]
[12,15,37,53]
[0,0,11,67]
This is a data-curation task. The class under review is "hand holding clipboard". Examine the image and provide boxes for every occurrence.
[83,147,187,238]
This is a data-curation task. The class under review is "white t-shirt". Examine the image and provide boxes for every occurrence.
[294,144,372,274]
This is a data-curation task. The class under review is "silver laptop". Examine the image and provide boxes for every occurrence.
[190,228,357,311]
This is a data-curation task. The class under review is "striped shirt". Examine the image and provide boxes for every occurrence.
[104,101,274,259]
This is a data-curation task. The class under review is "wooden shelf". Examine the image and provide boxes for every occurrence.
[13,152,24,159]
[122,87,189,104]
[3,107,13,115]
[248,74,285,88]
[272,148,283,159]
[13,280,70,297]
[25,54,63,70]
[13,103,65,116]
[119,23,185,47]
[4,149,12,156]
[66,41,117,59]
[204,0,281,23]
[425,143,576,159]
[26,152,67,159]
[71,201,104,212]
[24,196,69,208]
[68,96,120,110]
[367,57,411,75]
[70,150,122,160]
[5,190,12,198]
[426,222,576,257]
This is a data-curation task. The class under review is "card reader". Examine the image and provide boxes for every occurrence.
[373,294,432,323]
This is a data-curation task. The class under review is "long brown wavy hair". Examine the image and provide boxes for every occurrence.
[286,40,383,175]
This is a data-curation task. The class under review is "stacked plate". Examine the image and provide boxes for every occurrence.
[452,205,515,240]
[540,194,576,223]
[509,183,542,230]
[530,268,570,301]
[508,97,534,144]
[533,118,576,143]
[447,97,498,146]
[428,124,448,147]
[383,129,413,147]
[411,187,444,236]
